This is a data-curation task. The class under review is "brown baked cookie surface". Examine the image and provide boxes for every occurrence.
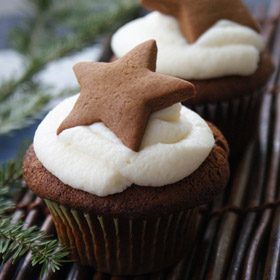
[57,40,195,151]
[23,123,229,218]
[141,0,260,43]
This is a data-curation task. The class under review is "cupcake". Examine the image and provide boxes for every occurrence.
[111,0,274,159]
[23,40,229,275]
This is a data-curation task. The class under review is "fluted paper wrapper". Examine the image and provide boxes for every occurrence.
[186,90,263,159]
[45,200,198,275]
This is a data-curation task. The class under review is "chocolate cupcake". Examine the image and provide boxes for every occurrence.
[111,0,274,159]
[23,41,229,275]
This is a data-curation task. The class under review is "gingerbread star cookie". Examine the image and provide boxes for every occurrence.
[57,40,195,151]
[141,0,260,43]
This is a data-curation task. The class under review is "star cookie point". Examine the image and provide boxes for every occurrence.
[57,40,195,151]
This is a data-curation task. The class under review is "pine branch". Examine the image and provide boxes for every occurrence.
[0,188,15,215]
[0,158,70,277]
[0,150,26,207]
[0,218,69,277]
[0,59,49,103]
[0,84,78,135]
[0,159,22,192]
[0,86,51,134]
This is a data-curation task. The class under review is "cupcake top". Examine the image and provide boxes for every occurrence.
[112,0,267,80]
[33,40,216,197]
[112,0,274,104]
[112,12,265,80]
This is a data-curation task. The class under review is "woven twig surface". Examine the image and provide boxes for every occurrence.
[1,0,280,279]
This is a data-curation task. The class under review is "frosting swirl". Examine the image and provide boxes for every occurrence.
[34,95,214,197]
[111,12,265,80]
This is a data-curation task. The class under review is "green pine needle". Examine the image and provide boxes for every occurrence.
[0,188,15,215]
[0,158,70,277]
[0,86,52,134]
[0,159,22,191]
[0,219,69,277]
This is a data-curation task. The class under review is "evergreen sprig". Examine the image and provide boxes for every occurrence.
[0,158,22,192]
[0,219,69,277]
[0,158,69,277]
[0,188,15,215]
[0,84,52,134]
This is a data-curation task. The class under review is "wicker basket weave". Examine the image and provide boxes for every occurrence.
[1,0,280,279]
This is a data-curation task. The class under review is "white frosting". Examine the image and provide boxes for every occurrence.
[33,95,215,197]
[111,12,265,79]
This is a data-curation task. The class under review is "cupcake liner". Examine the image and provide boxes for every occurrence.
[45,199,199,275]
[185,90,263,160]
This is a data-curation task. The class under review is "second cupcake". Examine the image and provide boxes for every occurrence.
[111,0,274,159]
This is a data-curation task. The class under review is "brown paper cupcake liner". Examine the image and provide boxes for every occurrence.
[45,199,199,275]
[185,90,263,160]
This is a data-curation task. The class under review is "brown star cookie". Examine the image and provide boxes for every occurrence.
[57,40,195,151]
[141,0,260,43]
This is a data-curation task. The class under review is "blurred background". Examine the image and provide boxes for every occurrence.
[0,0,265,163]
[0,0,139,162]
